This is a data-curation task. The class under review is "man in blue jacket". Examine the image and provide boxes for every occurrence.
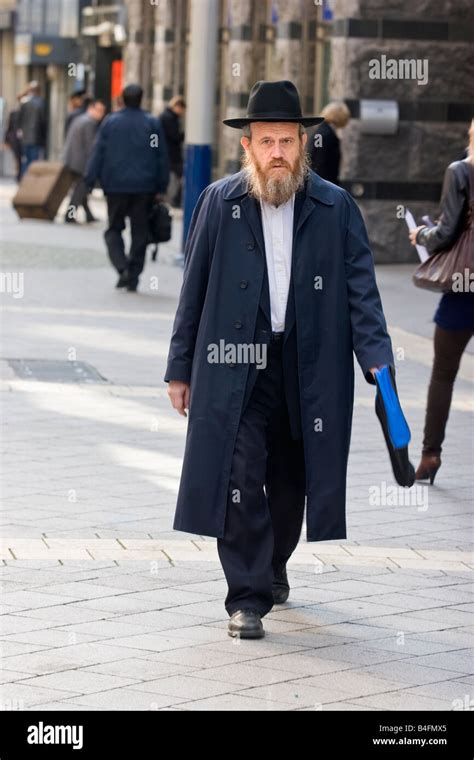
[85,84,169,291]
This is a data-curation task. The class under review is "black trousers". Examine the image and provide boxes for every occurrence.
[217,335,306,618]
[67,175,93,220]
[104,194,153,287]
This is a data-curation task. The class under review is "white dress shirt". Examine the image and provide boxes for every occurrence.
[260,194,295,332]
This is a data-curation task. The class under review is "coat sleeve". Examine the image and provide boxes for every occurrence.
[164,188,212,384]
[343,192,395,385]
[84,119,108,188]
[417,163,468,253]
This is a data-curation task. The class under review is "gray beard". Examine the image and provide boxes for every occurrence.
[242,151,309,207]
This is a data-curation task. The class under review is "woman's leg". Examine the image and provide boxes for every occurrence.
[423,325,473,455]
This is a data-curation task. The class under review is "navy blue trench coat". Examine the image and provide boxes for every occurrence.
[164,169,394,541]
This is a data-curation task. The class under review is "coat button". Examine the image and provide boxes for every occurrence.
[228,362,236,368]
[239,280,248,289]
[234,320,243,329]
[246,241,255,250]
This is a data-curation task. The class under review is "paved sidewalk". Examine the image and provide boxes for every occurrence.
[0,179,473,711]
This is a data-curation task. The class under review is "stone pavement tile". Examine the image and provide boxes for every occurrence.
[264,606,351,628]
[11,605,116,624]
[410,650,474,675]
[111,609,214,630]
[400,606,473,627]
[404,583,474,604]
[315,599,408,620]
[403,678,474,704]
[18,669,140,694]
[286,586,354,604]
[0,615,61,636]
[354,612,466,634]
[124,587,220,607]
[2,590,86,610]
[304,701,379,711]
[303,643,408,667]
[0,641,51,658]
[54,620,155,640]
[360,636,455,657]
[119,674,235,701]
[148,624,230,645]
[80,657,197,680]
[410,628,474,651]
[302,622,395,643]
[61,596,160,615]
[1,629,108,648]
[37,582,137,600]
[176,693,294,711]
[207,638,310,658]
[99,632,208,654]
[360,660,462,686]
[0,682,83,709]
[63,688,187,710]
[190,663,296,687]
[252,652,356,676]
[0,669,32,684]
[237,681,348,708]
[0,642,149,675]
[302,671,404,699]
[450,603,474,613]
[351,592,453,612]
[347,690,449,711]
[141,643,259,669]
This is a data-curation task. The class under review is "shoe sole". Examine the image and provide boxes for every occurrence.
[227,629,265,639]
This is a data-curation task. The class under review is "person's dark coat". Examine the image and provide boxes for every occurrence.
[308,121,341,184]
[63,113,100,176]
[84,107,169,194]
[159,106,184,173]
[18,95,46,147]
[164,169,395,542]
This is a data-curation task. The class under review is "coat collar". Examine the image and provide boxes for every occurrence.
[222,168,335,207]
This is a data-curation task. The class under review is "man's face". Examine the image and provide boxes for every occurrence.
[240,122,309,206]
[90,103,106,122]
[241,122,305,177]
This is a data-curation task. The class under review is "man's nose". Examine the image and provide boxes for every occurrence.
[270,143,283,159]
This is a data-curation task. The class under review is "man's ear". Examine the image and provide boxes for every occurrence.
[301,131,308,148]
[241,135,250,151]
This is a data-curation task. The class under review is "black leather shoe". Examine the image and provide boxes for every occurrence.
[228,609,264,639]
[272,566,290,605]
[116,271,129,289]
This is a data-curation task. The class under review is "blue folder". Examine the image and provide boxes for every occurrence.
[374,365,415,487]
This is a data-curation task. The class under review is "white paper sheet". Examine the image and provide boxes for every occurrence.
[405,209,429,263]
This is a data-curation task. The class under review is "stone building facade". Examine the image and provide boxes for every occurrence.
[122,0,473,261]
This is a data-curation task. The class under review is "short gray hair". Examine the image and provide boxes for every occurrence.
[242,123,305,140]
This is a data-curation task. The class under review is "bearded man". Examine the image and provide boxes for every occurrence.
[165,81,394,639]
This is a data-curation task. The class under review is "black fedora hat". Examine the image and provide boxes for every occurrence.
[223,80,323,129]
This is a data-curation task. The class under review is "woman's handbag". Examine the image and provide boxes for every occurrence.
[412,163,474,293]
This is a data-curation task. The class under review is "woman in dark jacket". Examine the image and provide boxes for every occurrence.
[409,121,474,483]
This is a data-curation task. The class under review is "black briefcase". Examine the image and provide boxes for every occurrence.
[148,202,172,260]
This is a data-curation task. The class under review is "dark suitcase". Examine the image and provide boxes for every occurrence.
[13,162,75,221]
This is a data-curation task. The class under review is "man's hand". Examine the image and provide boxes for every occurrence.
[167,380,190,417]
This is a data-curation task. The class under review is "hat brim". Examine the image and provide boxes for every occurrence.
[222,116,324,129]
